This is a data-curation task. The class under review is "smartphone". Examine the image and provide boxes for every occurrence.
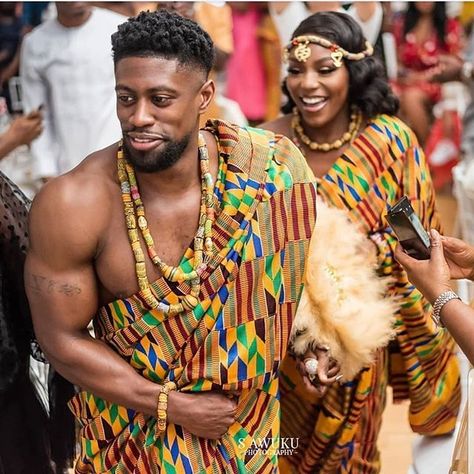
[386,196,431,260]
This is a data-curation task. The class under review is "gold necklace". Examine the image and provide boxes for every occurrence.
[117,133,215,315]
[291,106,362,152]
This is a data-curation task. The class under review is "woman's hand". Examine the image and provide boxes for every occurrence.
[296,346,341,397]
[429,54,463,83]
[441,235,474,281]
[394,229,452,304]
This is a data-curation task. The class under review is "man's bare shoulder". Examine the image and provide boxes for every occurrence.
[259,115,292,136]
[29,144,119,258]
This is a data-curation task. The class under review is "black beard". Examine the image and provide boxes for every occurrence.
[123,133,191,173]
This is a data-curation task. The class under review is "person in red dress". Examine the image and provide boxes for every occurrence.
[393,2,462,145]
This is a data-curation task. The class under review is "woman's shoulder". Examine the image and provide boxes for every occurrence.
[258,114,292,136]
[368,114,420,150]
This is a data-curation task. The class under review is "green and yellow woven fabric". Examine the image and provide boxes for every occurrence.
[279,115,461,474]
[69,120,317,473]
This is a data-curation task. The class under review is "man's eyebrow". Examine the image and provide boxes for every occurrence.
[115,84,178,94]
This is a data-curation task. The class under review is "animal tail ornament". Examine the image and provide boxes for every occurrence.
[291,202,397,381]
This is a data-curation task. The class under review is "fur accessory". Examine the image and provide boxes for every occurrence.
[290,202,397,381]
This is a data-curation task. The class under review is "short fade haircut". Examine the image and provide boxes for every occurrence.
[111,9,215,76]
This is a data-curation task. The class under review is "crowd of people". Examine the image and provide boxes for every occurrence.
[1,2,474,474]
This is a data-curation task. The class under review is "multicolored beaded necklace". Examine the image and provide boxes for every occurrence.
[117,133,215,315]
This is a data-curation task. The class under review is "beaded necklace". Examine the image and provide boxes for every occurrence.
[291,106,362,152]
[117,133,215,315]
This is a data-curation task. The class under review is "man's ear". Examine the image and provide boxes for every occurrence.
[198,79,216,115]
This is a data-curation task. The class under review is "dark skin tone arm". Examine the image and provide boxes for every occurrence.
[25,169,237,440]
[395,230,474,365]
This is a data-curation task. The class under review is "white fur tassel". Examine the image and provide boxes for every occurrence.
[290,202,397,381]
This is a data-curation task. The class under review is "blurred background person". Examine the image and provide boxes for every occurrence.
[0,95,43,197]
[225,2,281,124]
[0,106,41,160]
[0,104,76,473]
[92,2,159,17]
[0,2,22,112]
[428,2,474,162]
[159,1,248,126]
[20,2,126,183]
[270,2,383,51]
[393,2,462,146]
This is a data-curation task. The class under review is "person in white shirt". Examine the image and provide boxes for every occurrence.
[20,3,125,181]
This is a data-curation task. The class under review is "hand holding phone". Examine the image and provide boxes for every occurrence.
[386,196,431,260]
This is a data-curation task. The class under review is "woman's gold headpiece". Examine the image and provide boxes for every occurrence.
[284,35,374,68]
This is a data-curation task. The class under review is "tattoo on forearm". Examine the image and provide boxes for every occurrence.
[28,273,82,296]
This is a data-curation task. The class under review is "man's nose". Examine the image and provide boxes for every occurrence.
[129,100,154,128]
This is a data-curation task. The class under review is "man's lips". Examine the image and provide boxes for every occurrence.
[126,133,165,151]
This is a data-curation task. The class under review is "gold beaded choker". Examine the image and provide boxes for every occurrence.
[291,106,362,152]
[117,133,215,315]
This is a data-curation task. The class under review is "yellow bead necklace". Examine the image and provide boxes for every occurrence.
[291,106,362,152]
[117,133,215,314]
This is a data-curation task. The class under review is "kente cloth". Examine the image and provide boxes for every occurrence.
[69,120,317,473]
[280,115,461,474]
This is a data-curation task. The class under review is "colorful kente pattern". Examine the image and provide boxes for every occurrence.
[279,115,461,473]
[69,120,317,473]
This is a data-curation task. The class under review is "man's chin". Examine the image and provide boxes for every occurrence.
[126,151,163,173]
[122,133,190,173]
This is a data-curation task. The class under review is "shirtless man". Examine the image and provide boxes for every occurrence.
[25,10,321,472]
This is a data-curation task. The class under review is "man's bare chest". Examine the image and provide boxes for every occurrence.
[95,202,201,306]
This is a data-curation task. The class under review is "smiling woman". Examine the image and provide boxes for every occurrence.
[261,11,461,474]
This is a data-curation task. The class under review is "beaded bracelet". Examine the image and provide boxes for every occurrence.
[156,381,177,434]
[431,290,460,328]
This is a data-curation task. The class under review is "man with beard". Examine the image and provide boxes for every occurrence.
[24,11,322,472]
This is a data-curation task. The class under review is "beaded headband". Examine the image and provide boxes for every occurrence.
[284,34,374,68]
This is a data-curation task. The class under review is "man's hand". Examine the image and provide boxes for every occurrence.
[296,347,341,397]
[7,109,43,146]
[394,229,452,304]
[441,235,474,281]
[168,390,238,439]
[0,109,43,159]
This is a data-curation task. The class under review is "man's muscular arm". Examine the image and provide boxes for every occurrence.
[25,174,165,416]
[25,172,236,439]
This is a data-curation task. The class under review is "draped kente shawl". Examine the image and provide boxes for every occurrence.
[279,115,461,473]
[69,120,317,473]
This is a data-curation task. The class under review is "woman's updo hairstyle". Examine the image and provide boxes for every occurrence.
[282,11,399,118]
